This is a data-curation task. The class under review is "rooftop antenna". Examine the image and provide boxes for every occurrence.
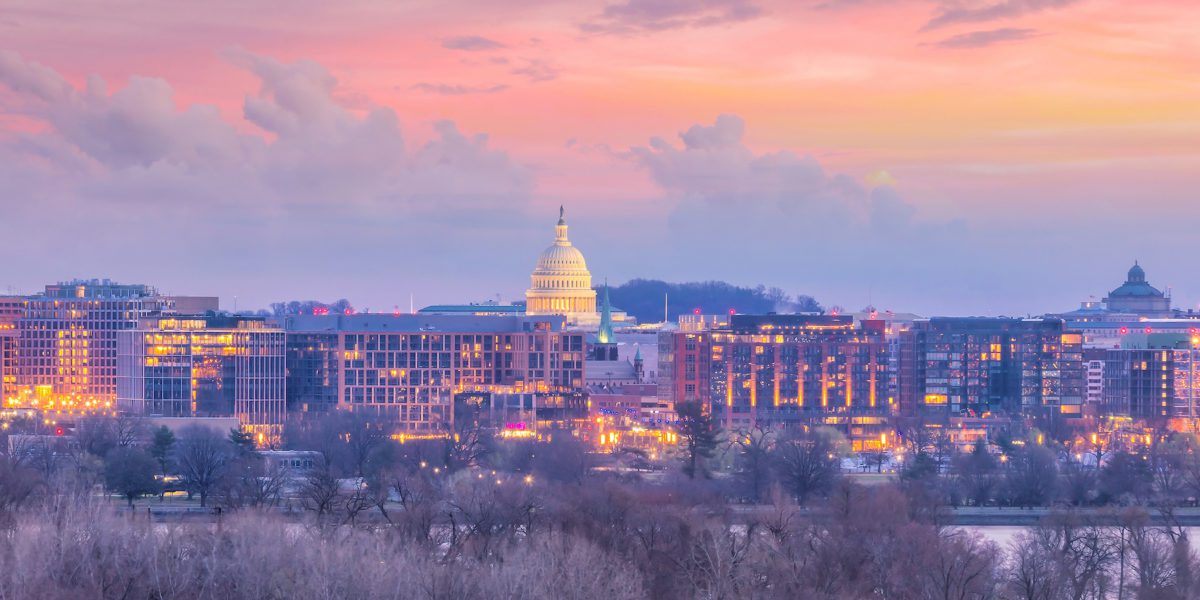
[409,293,414,314]
[663,292,668,324]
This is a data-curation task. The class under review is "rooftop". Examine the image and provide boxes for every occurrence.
[284,313,567,333]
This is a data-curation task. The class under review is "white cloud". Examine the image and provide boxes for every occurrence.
[0,50,531,212]
[629,114,968,306]
[0,50,537,307]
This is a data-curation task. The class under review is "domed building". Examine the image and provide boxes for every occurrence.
[526,207,598,323]
[1104,262,1172,316]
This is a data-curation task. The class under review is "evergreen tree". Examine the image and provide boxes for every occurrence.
[229,428,257,456]
[149,426,176,477]
[676,401,719,479]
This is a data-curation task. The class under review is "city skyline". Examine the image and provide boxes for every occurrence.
[2,0,1198,315]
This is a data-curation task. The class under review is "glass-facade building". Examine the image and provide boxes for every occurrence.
[117,316,286,443]
[898,318,1085,417]
[1101,334,1200,423]
[285,332,341,414]
[284,314,587,433]
[12,280,172,412]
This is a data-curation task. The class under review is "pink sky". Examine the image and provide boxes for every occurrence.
[1,0,1198,314]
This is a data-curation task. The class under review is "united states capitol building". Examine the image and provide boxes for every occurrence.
[524,207,600,325]
[421,206,632,329]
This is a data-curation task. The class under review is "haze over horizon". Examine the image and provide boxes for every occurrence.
[2,0,1196,316]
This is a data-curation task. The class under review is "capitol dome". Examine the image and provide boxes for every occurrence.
[526,207,597,319]
[535,240,588,273]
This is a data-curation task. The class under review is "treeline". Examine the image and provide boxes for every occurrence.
[269,298,354,316]
[6,414,1200,598]
[860,420,1200,510]
[3,463,1197,598]
[603,279,822,323]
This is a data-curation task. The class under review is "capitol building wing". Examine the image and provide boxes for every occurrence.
[525,207,598,323]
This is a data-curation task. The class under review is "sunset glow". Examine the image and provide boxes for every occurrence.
[2,0,1197,314]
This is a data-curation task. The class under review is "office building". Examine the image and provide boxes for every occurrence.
[897,317,1085,417]
[284,314,587,433]
[117,315,286,444]
[0,297,20,405]
[11,280,174,412]
[1101,334,1200,424]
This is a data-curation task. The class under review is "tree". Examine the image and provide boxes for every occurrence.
[228,428,256,457]
[217,454,288,510]
[1059,459,1098,506]
[603,279,822,323]
[953,440,999,506]
[284,412,392,477]
[0,455,44,517]
[149,426,176,478]
[676,401,719,479]
[1148,434,1190,503]
[732,425,775,502]
[1099,451,1153,505]
[1003,445,1059,508]
[299,458,343,518]
[104,447,159,507]
[773,429,841,504]
[530,434,591,484]
[174,426,232,507]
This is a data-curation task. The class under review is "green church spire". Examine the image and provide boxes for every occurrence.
[598,279,614,344]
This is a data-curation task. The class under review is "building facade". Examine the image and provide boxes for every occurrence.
[897,318,1085,418]
[661,314,889,441]
[284,314,587,433]
[117,316,286,444]
[1084,348,1106,410]
[0,297,20,406]
[708,315,889,431]
[1101,334,1200,425]
[11,280,173,412]
[285,332,341,415]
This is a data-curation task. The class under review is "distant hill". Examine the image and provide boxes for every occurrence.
[601,279,822,324]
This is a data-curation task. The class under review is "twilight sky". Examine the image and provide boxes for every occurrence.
[1,0,1197,316]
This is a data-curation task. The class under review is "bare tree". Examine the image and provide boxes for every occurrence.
[1003,445,1059,507]
[731,424,774,503]
[0,454,43,520]
[382,468,442,543]
[772,429,841,504]
[103,447,159,507]
[299,458,342,518]
[216,454,287,510]
[174,426,232,507]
